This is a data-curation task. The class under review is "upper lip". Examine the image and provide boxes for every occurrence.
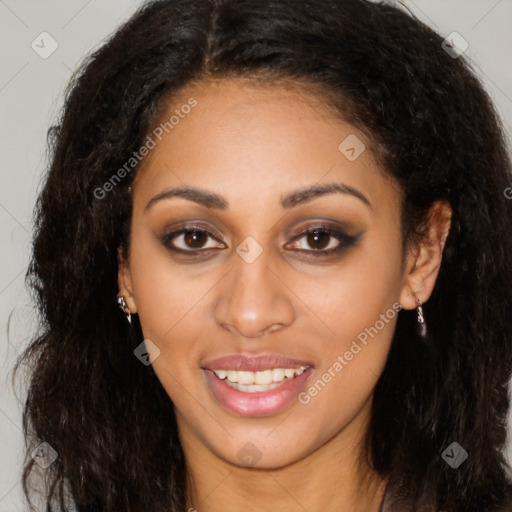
[202,353,314,372]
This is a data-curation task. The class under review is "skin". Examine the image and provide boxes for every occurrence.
[118,78,452,512]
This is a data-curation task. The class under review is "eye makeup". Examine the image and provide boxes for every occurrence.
[159,220,363,260]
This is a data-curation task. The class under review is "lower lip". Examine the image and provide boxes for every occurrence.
[203,368,313,417]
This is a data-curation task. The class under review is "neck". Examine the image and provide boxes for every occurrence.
[180,400,388,512]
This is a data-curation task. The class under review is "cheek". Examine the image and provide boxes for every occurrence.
[294,227,403,346]
[128,227,205,340]
[294,232,402,415]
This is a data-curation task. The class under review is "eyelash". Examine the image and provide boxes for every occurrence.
[161,223,360,258]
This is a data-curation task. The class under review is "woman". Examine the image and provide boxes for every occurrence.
[15,0,512,510]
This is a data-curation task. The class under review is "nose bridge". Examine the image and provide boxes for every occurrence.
[214,235,295,337]
[234,236,273,298]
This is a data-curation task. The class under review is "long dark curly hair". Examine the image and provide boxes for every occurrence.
[13,0,512,510]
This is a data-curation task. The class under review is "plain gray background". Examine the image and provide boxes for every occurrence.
[1,1,511,510]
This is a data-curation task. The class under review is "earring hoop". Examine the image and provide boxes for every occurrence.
[117,296,132,324]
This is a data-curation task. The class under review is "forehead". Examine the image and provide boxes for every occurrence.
[133,78,400,216]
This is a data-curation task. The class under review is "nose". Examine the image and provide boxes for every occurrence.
[214,242,295,339]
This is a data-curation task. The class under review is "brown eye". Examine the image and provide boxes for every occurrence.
[287,226,361,257]
[162,227,225,253]
[306,229,331,251]
[183,230,209,249]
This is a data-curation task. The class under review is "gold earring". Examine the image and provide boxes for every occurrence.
[117,296,132,324]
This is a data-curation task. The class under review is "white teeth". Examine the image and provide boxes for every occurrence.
[226,370,238,383]
[215,369,227,380]
[272,368,285,382]
[255,370,273,385]
[212,366,309,387]
[237,371,255,385]
[224,381,283,393]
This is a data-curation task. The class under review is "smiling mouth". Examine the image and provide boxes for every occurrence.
[212,366,309,393]
[203,365,314,417]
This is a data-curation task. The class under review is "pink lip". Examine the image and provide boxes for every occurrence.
[202,353,314,372]
[203,366,314,417]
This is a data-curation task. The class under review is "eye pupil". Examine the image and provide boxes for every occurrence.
[307,229,330,250]
[184,230,207,248]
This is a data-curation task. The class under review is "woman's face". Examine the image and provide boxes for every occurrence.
[119,78,422,469]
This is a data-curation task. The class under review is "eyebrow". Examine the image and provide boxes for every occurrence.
[144,182,371,212]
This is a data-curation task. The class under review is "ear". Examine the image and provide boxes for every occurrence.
[399,200,452,310]
[117,246,137,313]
